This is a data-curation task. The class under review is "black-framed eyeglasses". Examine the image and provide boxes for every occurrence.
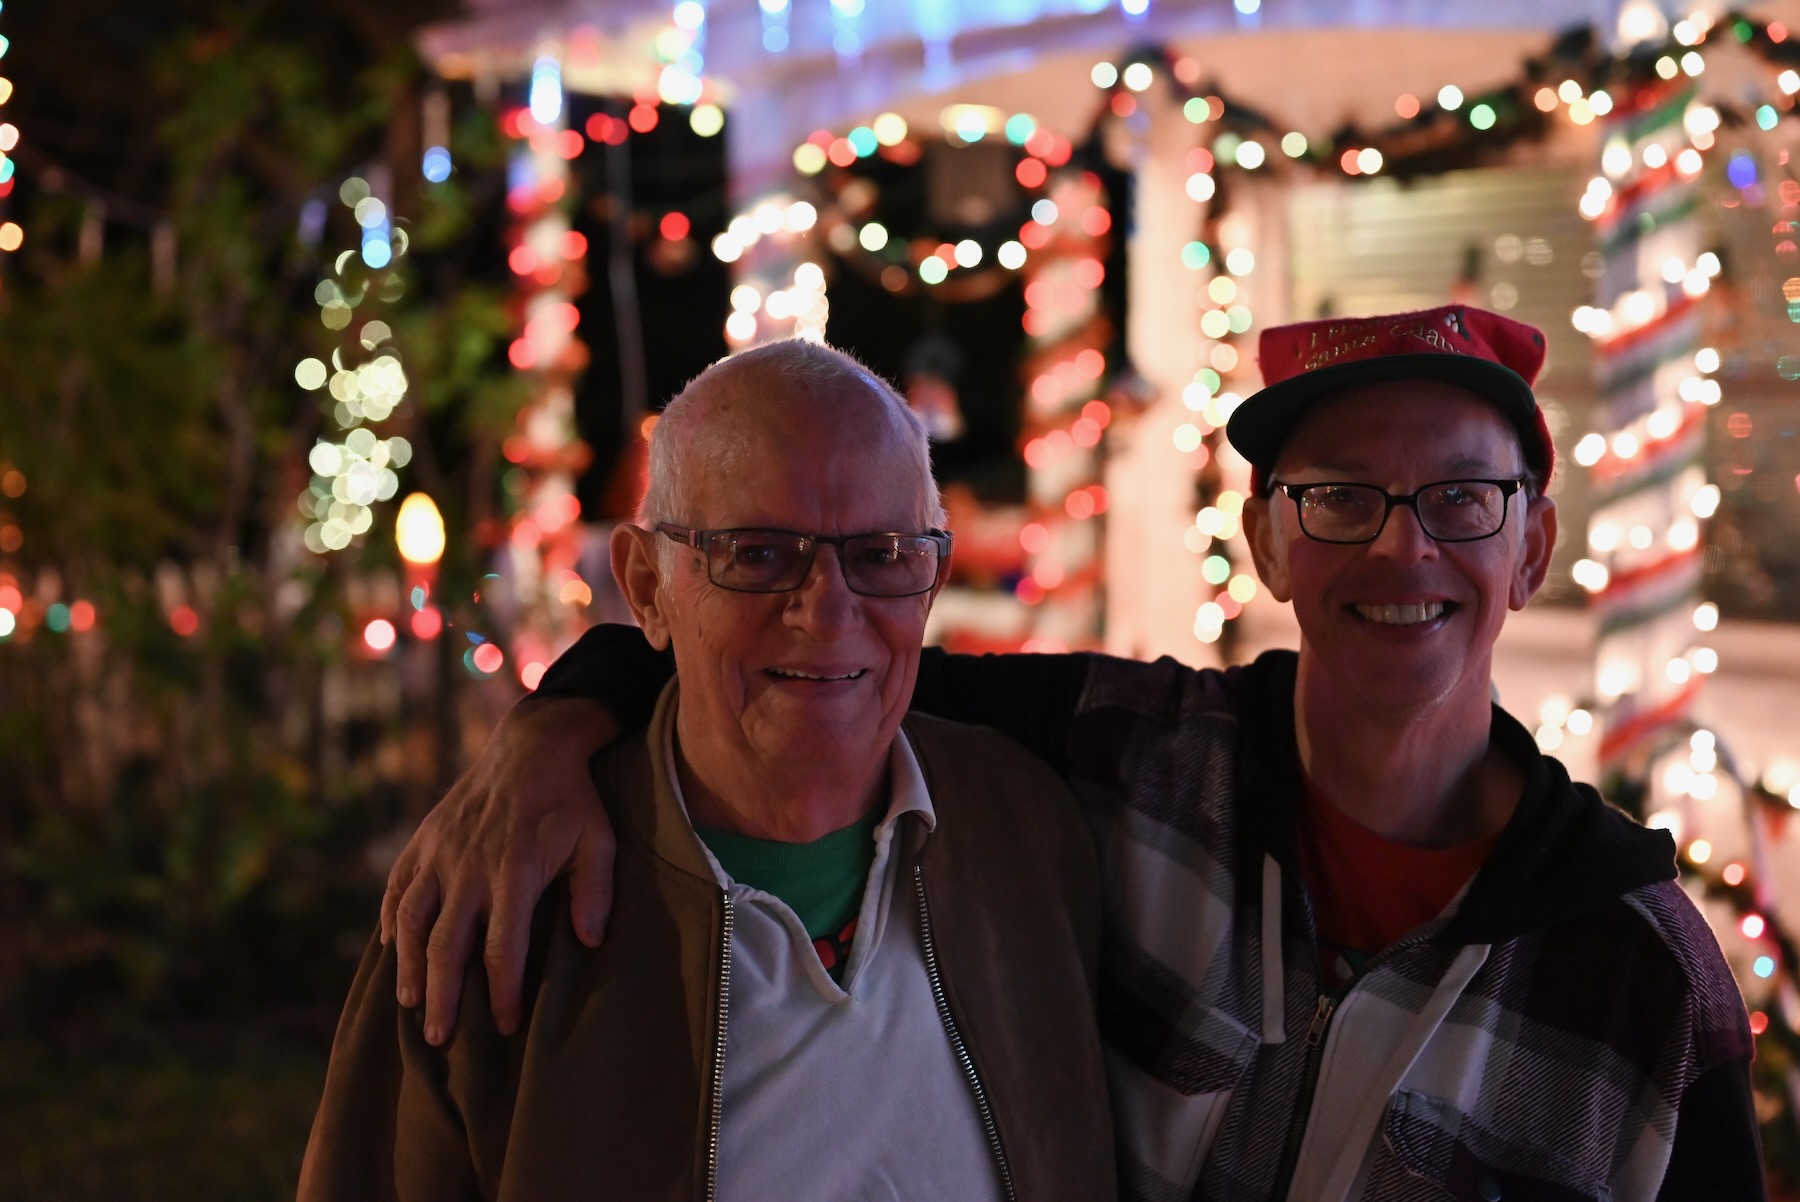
[657,524,953,597]
[1271,478,1525,544]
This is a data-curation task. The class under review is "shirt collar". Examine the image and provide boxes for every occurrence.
[659,699,935,879]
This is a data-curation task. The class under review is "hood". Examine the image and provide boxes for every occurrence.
[1445,707,1677,945]
[1233,650,1677,947]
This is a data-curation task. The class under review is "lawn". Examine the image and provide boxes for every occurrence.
[0,1020,333,1201]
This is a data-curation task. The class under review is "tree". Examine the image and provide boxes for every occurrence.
[0,0,518,1031]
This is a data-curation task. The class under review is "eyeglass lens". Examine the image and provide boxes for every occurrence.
[710,530,942,596]
[1297,481,1511,542]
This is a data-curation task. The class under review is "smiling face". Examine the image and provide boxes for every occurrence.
[1243,379,1556,724]
[614,357,944,794]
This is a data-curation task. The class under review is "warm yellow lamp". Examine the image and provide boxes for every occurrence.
[395,492,445,567]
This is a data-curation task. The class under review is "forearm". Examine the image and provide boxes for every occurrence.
[508,688,619,738]
[531,627,1096,769]
[909,647,1093,773]
[534,623,674,736]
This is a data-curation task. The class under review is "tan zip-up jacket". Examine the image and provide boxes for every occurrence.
[299,698,1115,1202]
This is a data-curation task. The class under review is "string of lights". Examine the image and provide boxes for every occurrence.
[1013,165,1112,649]
[0,0,21,263]
[1566,16,1800,1124]
[707,104,1110,644]
[641,9,1799,948]
[673,9,1795,649]
[496,50,596,690]
[1575,73,1711,806]
[0,2,32,649]
[295,174,418,560]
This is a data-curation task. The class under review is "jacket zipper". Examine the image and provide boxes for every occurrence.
[913,863,1017,1202]
[1263,913,1451,1199]
[1269,992,1337,1200]
[705,891,734,1202]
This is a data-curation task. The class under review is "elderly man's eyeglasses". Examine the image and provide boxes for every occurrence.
[657,524,953,597]
[1272,478,1525,544]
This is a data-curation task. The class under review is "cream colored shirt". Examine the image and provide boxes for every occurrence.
[663,716,1005,1202]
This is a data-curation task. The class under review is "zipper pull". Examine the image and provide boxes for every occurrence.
[1305,995,1336,1047]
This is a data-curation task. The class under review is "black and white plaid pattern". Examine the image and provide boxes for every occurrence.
[1068,652,1751,1202]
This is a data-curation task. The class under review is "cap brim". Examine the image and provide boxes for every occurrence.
[1227,353,1540,474]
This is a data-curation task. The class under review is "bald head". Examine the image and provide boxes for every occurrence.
[639,339,943,529]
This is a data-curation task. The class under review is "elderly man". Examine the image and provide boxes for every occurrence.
[299,340,1114,1201]
[387,306,1761,1201]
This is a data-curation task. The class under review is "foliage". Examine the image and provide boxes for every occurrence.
[0,6,516,1034]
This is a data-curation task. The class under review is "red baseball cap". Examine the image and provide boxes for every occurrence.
[1227,304,1555,489]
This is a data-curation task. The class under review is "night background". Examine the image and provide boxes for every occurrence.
[3,0,1800,1195]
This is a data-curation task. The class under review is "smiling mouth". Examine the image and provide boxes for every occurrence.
[1353,601,1450,626]
[765,668,867,682]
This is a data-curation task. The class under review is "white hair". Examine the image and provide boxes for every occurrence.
[637,338,945,530]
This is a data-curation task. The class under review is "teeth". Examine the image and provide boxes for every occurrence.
[768,668,864,681]
[1356,602,1445,626]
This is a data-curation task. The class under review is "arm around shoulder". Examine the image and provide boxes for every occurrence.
[381,689,623,1043]
[533,622,674,728]
[908,647,1092,772]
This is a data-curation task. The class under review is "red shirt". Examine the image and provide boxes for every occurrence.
[1297,781,1500,990]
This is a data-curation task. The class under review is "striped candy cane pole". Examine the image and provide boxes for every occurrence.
[499,51,592,691]
[1576,77,1715,819]
[1015,166,1112,651]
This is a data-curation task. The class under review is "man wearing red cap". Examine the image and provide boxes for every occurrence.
[382,306,1760,1200]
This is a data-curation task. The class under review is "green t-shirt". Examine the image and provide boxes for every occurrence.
[695,806,884,982]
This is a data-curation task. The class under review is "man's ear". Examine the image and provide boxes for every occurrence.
[612,524,673,649]
[1243,495,1292,603]
[1510,492,1557,610]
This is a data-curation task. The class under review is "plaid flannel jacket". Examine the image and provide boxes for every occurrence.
[538,626,1760,1202]
[1070,651,1752,1202]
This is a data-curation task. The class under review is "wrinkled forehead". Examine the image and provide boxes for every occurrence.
[699,376,910,460]
[691,381,931,515]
